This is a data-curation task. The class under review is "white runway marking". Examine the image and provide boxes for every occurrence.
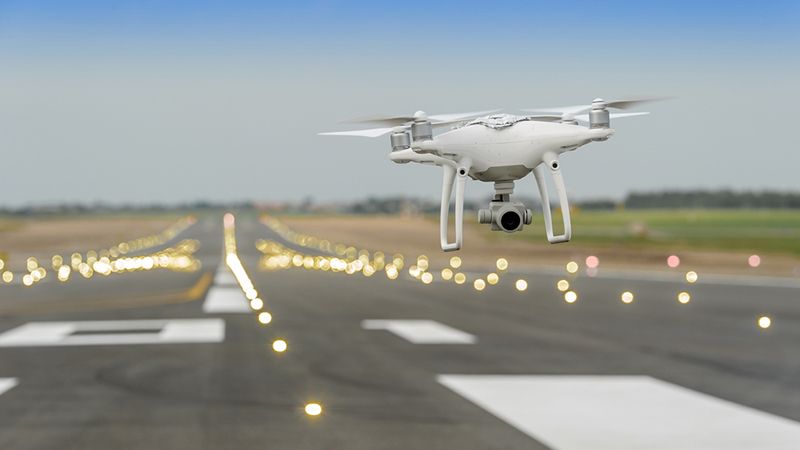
[362,320,476,344]
[438,375,800,450]
[203,287,250,313]
[0,378,18,396]
[0,319,225,347]
[202,267,250,313]
[213,269,237,286]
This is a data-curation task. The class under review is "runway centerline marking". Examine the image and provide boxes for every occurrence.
[0,378,18,397]
[0,319,225,347]
[202,268,250,313]
[437,375,800,450]
[362,320,476,344]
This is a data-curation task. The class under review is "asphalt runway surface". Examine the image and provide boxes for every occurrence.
[1,214,799,449]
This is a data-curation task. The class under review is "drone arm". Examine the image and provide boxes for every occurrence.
[533,153,572,244]
[439,161,468,252]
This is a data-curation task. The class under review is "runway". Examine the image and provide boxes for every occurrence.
[0,213,799,449]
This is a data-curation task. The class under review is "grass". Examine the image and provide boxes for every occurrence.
[483,209,800,256]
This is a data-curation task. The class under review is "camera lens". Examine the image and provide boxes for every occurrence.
[499,210,521,231]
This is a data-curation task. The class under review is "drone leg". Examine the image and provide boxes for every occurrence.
[533,153,572,243]
[440,164,466,251]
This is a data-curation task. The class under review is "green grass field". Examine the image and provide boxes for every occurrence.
[484,209,800,256]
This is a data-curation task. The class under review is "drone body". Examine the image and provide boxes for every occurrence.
[321,98,660,251]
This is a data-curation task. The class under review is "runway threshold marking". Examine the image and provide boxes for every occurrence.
[0,319,225,347]
[202,267,250,313]
[0,378,18,397]
[437,375,800,450]
[361,320,476,344]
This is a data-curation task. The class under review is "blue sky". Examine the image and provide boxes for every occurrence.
[0,1,798,205]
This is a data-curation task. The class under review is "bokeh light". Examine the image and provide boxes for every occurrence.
[258,312,273,324]
[677,292,691,304]
[449,256,462,269]
[304,403,322,416]
[420,272,433,284]
[272,339,288,352]
[496,258,509,271]
[566,261,579,274]
[748,254,761,268]
[667,255,681,268]
[585,255,599,269]
[757,316,771,329]
[473,279,486,291]
[515,279,528,291]
[621,291,634,304]
[685,271,698,283]
[564,291,578,303]
[557,279,570,292]
[250,298,264,310]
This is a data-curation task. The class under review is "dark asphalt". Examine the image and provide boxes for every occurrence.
[0,214,798,449]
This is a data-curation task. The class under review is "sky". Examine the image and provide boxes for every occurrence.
[1,0,798,206]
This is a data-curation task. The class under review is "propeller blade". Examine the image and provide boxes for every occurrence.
[318,127,396,138]
[523,97,669,115]
[522,105,591,115]
[605,97,669,110]
[428,109,501,124]
[345,109,500,127]
[573,112,650,123]
[344,116,415,127]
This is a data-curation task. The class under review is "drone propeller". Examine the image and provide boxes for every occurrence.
[320,109,500,138]
[346,109,500,127]
[318,127,397,138]
[523,97,667,116]
[573,111,650,123]
[526,111,650,126]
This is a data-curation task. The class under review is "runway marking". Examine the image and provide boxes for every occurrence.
[361,320,476,344]
[0,319,225,347]
[213,268,238,286]
[202,268,250,313]
[0,378,18,397]
[437,375,800,450]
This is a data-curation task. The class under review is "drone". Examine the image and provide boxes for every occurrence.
[320,98,662,252]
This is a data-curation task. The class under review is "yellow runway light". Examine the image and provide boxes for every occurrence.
[272,339,287,352]
[566,261,579,274]
[305,403,322,416]
[621,291,634,304]
[496,258,509,271]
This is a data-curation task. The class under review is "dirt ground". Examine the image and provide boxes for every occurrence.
[0,216,178,270]
[280,215,800,277]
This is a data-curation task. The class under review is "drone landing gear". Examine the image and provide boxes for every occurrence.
[439,163,468,252]
[533,152,572,243]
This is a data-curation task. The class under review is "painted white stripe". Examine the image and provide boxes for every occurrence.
[362,319,476,344]
[0,319,224,347]
[203,287,250,313]
[202,267,250,313]
[0,378,18,396]
[438,375,800,450]
[214,268,238,286]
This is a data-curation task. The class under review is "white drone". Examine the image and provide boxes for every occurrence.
[321,98,662,252]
